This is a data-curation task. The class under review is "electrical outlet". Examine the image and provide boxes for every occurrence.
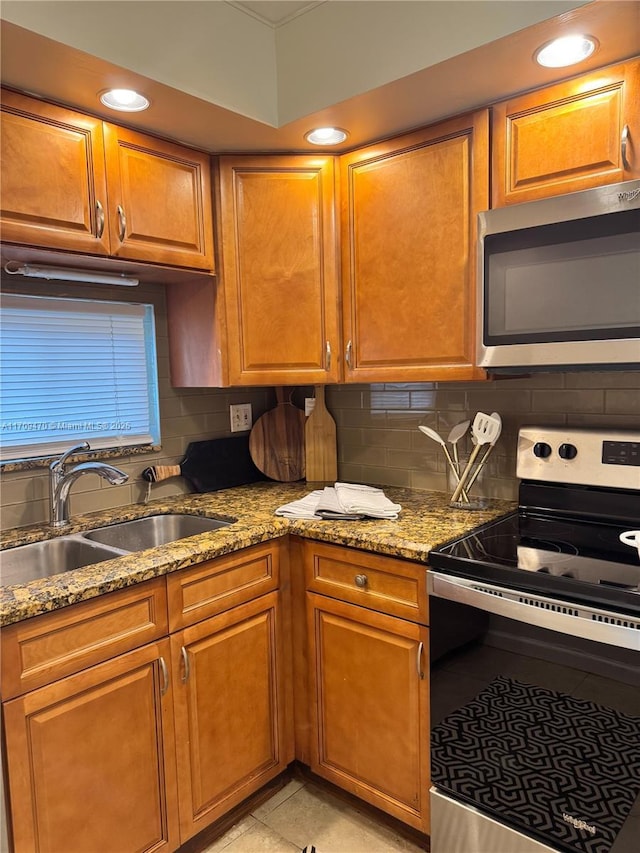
[305,397,316,416]
[230,403,252,432]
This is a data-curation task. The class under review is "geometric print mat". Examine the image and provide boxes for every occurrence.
[431,676,640,853]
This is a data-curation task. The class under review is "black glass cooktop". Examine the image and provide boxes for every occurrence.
[429,510,640,616]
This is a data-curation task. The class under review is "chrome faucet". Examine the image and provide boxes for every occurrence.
[49,442,129,527]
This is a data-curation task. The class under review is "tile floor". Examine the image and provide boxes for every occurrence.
[203,779,427,853]
[204,637,639,853]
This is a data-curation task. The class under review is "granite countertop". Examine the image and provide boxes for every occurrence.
[0,482,515,627]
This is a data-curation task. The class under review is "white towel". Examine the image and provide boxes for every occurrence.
[275,484,401,520]
[315,487,365,520]
[274,490,323,519]
[334,482,401,519]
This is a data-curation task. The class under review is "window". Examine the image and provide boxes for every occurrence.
[0,294,161,462]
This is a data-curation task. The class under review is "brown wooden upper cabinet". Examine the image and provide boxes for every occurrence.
[0,89,214,271]
[340,110,489,383]
[217,155,340,385]
[1,90,111,256]
[492,58,640,206]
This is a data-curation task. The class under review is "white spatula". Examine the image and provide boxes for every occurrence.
[450,412,501,503]
[464,412,502,493]
[447,419,470,478]
[419,425,469,502]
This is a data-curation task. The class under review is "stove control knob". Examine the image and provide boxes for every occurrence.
[533,442,552,458]
[559,443,578,460]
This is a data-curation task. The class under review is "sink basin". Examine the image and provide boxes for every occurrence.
[83,513,231,551]
[0,537,124,586]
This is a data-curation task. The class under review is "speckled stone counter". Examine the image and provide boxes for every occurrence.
[0,482,515,626]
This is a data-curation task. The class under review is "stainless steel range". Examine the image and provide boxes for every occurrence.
[428,426,640,853]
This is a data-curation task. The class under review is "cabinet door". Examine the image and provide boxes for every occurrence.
[493,59,640,206]
[340,111,488,382]
[218,155,341,385]
[171,591,289,841]
[3,639,180,853]
[103,124,214,270]
[307,593,430,833]
[0,89,110,255]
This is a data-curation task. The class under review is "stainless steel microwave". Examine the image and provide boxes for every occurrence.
[477,180,640,371]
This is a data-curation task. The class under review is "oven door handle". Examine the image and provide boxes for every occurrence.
[427,571,640,651]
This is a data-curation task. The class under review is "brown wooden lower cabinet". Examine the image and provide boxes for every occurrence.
[2,638,180,853]
[307,592,430,834]
[1,538,430,850]
[170,591,289,842]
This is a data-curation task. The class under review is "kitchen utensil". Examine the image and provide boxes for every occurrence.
[464,412,502,493]
[447,420,470,477]
[249,387,305,481]
[141,435,265,492]
[450,412,501,503]
[419,425,469,502]
[620,530,640,559]
[305,385,338,483]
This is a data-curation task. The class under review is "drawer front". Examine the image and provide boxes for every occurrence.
[304,541,428,624]
[167,540,281,630]
[0,578,168,699]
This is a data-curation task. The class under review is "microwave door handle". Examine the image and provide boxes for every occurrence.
[621,125,631,171]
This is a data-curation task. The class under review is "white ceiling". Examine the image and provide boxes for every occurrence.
[1,1,639,153]
[230,1,324,26]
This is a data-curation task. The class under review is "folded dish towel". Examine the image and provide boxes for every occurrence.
[274,490,324,519]
[334,482,402,519]
[315,486,366,520]
[275,484,401,520]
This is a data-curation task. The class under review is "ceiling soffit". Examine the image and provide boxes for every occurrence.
[1,1,638,153]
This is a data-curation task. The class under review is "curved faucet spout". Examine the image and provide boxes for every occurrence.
[49,445,128,527]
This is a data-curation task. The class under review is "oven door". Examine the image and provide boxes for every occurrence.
[428,573,640,853]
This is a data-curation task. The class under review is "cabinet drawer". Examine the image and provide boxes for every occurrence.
[0,577,168,699]
[304,541,428,624]
[167,540,281,630]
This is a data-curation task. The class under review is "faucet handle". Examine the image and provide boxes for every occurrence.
[51,441,91,471]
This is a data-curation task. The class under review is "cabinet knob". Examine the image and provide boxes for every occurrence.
[325,340,332,371]
[354,573,368,588]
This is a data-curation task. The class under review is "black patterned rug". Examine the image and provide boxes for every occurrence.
[431,676,640,853]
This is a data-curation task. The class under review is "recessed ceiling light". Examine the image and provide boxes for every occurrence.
[100,89,150,112]
[305,127,349,146]
[535,35,597,68]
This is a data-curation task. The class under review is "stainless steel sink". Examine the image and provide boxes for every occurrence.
[83,513,231,551]
[0,537,125,586]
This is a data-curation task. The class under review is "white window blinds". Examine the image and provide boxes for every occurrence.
[0,294,161,462]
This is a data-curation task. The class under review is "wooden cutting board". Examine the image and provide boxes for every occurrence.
[249,388,305,481]
[305,385,337,483]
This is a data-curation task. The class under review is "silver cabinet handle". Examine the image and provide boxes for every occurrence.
[116,204,126,242]
[180,646,190,683]
[325,341,332,371]
[345,340,353,369]
[159,656,169,695]
[95,200,105,239]
[354,573,368,588]
[416,641,424,679]
[621,124,631,171]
